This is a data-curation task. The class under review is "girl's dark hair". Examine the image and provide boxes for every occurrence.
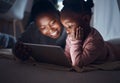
[62,0,94,14]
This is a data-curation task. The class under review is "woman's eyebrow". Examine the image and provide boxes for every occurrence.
[50,19,55,23]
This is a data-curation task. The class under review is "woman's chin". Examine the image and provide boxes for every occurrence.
[51,36,59,39]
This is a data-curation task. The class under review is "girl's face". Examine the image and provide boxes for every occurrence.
[61,17,80,35]
[36,11,62,39]
[61,11,91,35]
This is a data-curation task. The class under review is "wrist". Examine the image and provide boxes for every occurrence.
[71,40,82,45]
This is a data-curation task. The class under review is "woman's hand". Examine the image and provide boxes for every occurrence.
[69,26,84,41]
[13,41,32,61]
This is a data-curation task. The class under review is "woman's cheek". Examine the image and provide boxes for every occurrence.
[40,29,48,35]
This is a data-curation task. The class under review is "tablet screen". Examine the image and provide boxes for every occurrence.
[23,43,71,67]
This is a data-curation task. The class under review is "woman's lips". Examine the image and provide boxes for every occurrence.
[50,31,60,38]
[51,31,58,36]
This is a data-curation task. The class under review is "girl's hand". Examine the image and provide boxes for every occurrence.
[70,26,84,41]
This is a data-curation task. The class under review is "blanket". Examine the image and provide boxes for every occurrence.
[0,49,120,72]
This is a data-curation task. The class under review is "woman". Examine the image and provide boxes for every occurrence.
[13,0,67,61]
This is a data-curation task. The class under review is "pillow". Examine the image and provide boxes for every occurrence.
[107,38,120,45]
[0,33,16,48]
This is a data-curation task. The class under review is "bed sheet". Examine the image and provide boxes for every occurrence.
[0,49,120,83]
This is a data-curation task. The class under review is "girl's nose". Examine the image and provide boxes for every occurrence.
[66,30,70,34]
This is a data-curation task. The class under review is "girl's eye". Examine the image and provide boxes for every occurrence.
[68,26,72,29]
[68,25,76,29]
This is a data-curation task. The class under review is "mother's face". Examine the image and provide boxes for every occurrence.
[36,11,62,39]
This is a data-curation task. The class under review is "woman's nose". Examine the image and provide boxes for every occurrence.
[46,26,53,34]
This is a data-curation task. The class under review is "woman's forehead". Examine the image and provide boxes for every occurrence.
[37,13,58,23]
[39,11,59,17]
[36,16,54,26]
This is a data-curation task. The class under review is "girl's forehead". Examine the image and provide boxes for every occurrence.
[61,9,87,17]
[61,11,81,19]
[61,15,80,22]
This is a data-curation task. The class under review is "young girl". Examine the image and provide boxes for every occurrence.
[60,0,120,68]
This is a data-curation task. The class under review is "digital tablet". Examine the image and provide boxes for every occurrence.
[23,43,71,67]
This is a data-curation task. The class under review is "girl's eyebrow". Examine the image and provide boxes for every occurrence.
[64,20,71,24]
[64,20,76,26]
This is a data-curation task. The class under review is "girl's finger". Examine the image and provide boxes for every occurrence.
[78,27,80,39]
[71,28,75,40]
[76,28,79,39]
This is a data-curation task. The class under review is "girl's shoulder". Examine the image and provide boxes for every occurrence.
[89,27,103,38]
[86,27,104,42]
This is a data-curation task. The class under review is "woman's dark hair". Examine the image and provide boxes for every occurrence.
[27,0,59,27]
[62,0,94,14]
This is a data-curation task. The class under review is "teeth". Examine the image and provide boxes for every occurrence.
[51,31,57,36]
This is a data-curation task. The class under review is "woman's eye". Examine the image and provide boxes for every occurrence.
[50,20,56,26]
[40,26,46,29]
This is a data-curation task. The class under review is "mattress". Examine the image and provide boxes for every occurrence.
[0,49,120,83]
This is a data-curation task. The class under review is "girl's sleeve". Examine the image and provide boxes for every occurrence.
[70,38,106,67]
[64,37,72,63]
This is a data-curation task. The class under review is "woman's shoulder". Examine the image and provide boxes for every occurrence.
[22,22,39,35]
[26,22,37,30]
